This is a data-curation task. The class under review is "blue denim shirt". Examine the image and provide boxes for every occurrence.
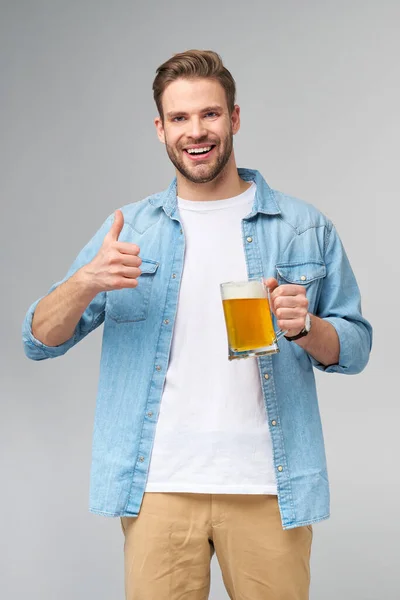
[22,169,372,530]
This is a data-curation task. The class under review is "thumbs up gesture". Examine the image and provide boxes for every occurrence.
[83,210,142,293]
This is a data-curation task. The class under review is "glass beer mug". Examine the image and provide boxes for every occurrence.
[220,278,287,360]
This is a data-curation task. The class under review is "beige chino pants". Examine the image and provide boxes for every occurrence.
[120,492,313,600]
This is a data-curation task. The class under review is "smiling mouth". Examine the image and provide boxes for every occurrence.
[184,145,216,160]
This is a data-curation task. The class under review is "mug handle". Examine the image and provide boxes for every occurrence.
[275,329,288,340]
[263,280,288,340]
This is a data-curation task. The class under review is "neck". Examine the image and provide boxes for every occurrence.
[176,154,251,201]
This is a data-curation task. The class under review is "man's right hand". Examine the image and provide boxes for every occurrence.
[82,210,142,294]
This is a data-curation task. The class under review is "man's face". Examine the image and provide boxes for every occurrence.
[155,78,240,184]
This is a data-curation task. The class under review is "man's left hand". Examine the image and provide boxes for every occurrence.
[264,277,309,338]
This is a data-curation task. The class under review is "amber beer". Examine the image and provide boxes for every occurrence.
[220,279,285,360]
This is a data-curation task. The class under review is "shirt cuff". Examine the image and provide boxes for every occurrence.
[310,316,366,374]
[22,298,76,360]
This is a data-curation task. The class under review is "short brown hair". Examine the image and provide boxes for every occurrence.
[153,49,236,120]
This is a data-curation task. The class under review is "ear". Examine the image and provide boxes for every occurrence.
[154,116,166,144]
[231,105,241,135]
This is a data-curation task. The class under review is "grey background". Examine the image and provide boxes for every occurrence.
[1,0,398,598]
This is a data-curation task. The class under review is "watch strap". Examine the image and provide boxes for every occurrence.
[284,313,311,342]
[284,328,310,341]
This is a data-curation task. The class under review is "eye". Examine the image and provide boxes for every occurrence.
[205,112,217,118]
[172,116,186,122]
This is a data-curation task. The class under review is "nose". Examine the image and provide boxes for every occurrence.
[188,116,207,140]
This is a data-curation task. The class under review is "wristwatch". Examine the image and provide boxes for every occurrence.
[284,313,311,342]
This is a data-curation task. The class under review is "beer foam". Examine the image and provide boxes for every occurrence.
[221,280,265,300]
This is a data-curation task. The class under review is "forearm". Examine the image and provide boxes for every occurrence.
[31,268,98,347]
[294,314,340,367]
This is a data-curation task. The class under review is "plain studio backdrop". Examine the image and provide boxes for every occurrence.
[1,1,399,599]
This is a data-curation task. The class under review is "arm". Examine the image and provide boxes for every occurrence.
[22,210,141,360]
[22,215,112,360]
[294,314,339,367]
[307,223,373,374]
[31,268,99,347]
[266,223,372,374]
[265,280,341,367]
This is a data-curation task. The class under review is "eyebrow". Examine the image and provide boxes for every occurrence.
[166,105,224,118]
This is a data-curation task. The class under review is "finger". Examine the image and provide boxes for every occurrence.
[275,307,308,320]
[112,277,139,290]
[108,210,124,242]
[264,277,279,293]
[121,254,142,268]
[274,295,308,309]
[115,241,141,255]
[119,266,142,279]
[272,284,306,298]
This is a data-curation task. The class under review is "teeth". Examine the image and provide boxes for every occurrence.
[187,146,212,154]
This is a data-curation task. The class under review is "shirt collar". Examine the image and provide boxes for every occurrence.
[150,168,281,218]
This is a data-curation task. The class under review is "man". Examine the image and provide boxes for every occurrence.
[22,50,372,599]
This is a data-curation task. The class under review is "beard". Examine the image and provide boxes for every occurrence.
[165,128,234,184]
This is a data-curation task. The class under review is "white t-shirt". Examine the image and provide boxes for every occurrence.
[145,182,277,494]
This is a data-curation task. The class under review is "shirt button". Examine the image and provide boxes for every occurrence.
[156,365,161,371]
[300,275,306,281]
[277,465,283,472]
[164,319,170,325]
[172,274,176,279]
[264,374,269,380]
[139,456,144,462]
[147,411,153,418]
[271,420,277,426]
[180,228,183,234]
[246,236,253,243]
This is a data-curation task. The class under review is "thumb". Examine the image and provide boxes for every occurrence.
[264,277,279,293]
[108,209,124,241]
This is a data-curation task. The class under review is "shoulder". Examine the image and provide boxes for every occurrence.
[273,189,333,235]
[116,191,165,233]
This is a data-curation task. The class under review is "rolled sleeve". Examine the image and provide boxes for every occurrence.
[22,297,79,360]
[311,223,373,375]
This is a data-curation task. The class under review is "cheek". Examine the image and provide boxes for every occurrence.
[164,128,179,147]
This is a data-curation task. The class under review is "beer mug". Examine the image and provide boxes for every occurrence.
[220,278,287,360]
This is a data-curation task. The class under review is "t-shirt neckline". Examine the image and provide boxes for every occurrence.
[177,182,256,212]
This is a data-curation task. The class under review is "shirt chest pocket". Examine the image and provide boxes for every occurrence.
[275,260,326,314]
[106,259,160,323]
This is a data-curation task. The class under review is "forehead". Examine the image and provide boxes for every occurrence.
[162,78,228,114]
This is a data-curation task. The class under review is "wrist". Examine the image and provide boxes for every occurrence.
[74,266,101,299]
[284,313,312,342]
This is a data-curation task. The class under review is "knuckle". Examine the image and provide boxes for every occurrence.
[301,290,307,298]
[111,276,121,289]
[109,253,119,266]
[272,286,282,297]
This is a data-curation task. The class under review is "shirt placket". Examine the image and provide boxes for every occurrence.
[124,215,185,515]
[241,214,296,526]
